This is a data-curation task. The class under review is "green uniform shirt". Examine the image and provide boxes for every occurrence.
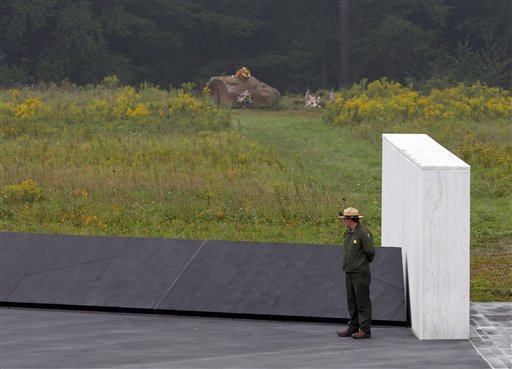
[342,223,375,272]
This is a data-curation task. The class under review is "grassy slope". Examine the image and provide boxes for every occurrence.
[234,109,511,302]
[233,110,382,236]
[1,108,510,301]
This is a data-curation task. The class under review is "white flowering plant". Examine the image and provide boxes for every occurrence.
[237,90,252,108]
[305,90,321,108]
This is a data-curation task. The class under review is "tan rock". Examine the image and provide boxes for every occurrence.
[207,76,280,108]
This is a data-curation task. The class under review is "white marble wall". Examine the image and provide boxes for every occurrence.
[382,134,470,340]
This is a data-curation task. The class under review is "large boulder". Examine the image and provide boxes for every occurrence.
[207,76,280,108]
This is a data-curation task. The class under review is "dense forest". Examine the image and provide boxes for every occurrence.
[1,0,511,92]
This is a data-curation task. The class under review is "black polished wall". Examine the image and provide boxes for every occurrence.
[0,232,406,322]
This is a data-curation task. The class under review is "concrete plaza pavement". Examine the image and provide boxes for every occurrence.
[2,305,505,369]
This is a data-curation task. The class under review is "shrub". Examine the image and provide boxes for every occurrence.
[323,79,512,126]
[2,179,43,203]
[167,92,230,131]
[0,82,231,130]
[102,75,120,89]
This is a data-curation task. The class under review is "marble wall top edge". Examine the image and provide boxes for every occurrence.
[383,133,470,170]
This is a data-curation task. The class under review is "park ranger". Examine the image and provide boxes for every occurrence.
[336,207,375,339]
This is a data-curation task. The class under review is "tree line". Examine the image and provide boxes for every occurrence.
[1,0,511,92]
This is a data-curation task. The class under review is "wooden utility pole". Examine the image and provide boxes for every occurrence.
[339,0,350,87]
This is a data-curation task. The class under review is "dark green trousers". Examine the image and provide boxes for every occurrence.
[345,271,372,333]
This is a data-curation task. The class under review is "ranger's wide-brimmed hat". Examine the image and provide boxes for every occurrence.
[338,207,364,219]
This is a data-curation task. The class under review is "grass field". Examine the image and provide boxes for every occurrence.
[1,83,510,301]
